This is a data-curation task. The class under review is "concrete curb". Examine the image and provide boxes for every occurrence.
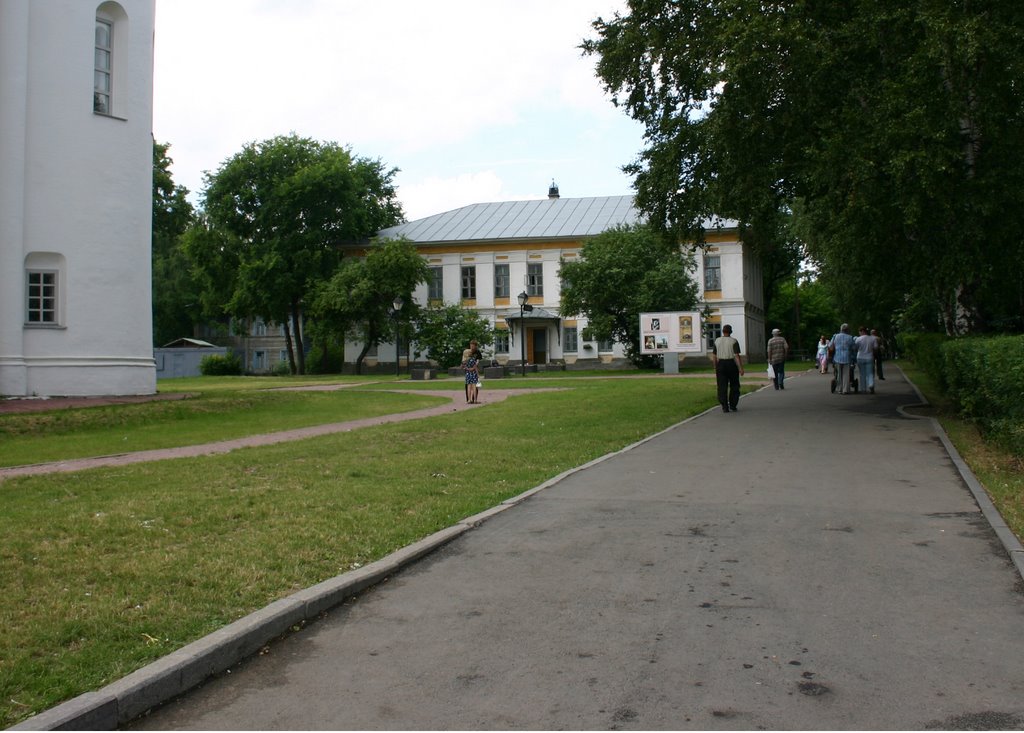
[9,526,471,731]
[896,365,1024,582]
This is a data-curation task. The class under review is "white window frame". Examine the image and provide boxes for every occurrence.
[494,264,510,299]
[564,326,578,353]
[26,270,59,325]
[527,263,544,297]
[94,18,113,115]
[461,265,476,300]
[494,330,510,354]
[428,267,443,301]
[704,255,722,291]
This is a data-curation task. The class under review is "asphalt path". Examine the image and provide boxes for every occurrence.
[129,367,1024,731]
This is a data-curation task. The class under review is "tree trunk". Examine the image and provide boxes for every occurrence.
[290,302,305,375]
[283,320,297,374]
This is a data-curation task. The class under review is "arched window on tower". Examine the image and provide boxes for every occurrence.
[94,18,112,113]
[94,2,128,117]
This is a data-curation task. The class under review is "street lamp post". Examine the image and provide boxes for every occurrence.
[517,291,529,377]
[391,295,403,377]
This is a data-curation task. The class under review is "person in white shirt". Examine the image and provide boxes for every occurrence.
[854,326,879,394]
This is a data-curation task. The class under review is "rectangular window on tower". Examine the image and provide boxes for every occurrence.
[94,19,112,114]
[26,271,58,324]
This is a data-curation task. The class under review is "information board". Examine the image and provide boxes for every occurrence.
[639,311,704,354]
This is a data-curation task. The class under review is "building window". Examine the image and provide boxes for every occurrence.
[428,267,443,301]
[527,263,544,297]
[494,330,510,354]
[598,337,615,352]
[253,350,266,370]
[461,266,476,300]
[26,271,58,324]
[704,255,721,291]
[279,350,288,363]
[705,323,722,350]
[94,18,113,114]
[252,318,267,337]
[564,326,578,353]
[494,264,509,299]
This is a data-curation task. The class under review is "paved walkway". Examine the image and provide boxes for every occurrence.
[16,368,1024,731]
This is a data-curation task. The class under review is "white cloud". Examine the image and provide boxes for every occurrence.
[153,0,639,216]
[396,170,547,221]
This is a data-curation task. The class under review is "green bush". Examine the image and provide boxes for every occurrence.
[305,343,343,374]
[270,359,292,376]
[899,332,948,389]
[934,335,1024,455]
[199,353,242,376]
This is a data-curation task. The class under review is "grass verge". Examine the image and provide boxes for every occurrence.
[1,375,730,727]
[901,363,1024,544]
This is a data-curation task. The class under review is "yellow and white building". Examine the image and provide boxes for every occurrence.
[352,186,766,370]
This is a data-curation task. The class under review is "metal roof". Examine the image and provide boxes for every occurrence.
[378,195,739,244]
[378,195,643,244]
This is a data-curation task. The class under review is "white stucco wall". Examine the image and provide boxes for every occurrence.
[0,0,156,396]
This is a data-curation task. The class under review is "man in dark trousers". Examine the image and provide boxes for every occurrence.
[766,327,789,390]
[711,324,744,412]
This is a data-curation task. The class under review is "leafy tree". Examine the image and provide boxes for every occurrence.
[766,275,841,356]
[584,0,1024,336]
[186,134,403,373]
[309,238,429,374]
[152,141,197,346]
[559,224,699,365]
[411,304,495,370]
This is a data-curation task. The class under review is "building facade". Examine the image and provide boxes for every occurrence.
[349,189,765,370]
[0,0,156,397]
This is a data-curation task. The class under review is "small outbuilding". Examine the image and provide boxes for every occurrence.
[154,339,226,379]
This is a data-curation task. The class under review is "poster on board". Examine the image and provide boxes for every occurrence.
[639,311,704,354]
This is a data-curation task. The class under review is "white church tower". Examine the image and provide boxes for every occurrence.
[0,0,156,397]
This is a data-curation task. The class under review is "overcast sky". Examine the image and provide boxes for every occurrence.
[152,0,647,222]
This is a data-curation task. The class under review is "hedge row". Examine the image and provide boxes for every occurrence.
[900,333,1024,455]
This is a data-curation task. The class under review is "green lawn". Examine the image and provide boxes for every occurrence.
[0,383,447,468]
[1,374,730,727]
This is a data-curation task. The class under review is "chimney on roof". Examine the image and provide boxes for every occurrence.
[548,180,559,199]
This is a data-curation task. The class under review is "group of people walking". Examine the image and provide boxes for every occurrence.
[818,324,885,395]
[711,322,886,413]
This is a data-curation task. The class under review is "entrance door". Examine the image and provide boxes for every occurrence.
[529,327,547,364]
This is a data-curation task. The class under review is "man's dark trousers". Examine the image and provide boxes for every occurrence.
[716,360,740,410]
[772,361,786,389]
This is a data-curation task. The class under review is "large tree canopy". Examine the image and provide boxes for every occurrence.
[584,0,1024,335]
[185,134,404,373]
[309,238,429,374]
[560,224,699,365]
